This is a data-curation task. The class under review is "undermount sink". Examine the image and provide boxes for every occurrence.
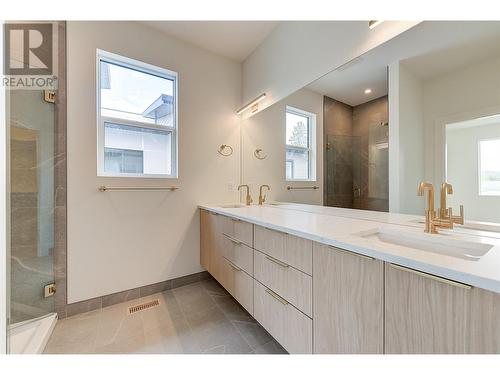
[217,203,246,208]
[357,227,494,261]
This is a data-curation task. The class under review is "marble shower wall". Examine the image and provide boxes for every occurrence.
[323,97,354,207]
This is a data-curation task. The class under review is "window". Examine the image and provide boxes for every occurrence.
[97,50,178,177]
[285,106,316,181]
[479,138,500,196]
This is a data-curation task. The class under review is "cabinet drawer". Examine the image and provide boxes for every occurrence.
[220,257,253,315]
[254,249,312,317]
[254,225,312,275]
[219,215,253,247]
[220,233,253,276]
[253,279,312,354]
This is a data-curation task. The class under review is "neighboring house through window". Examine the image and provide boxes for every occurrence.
[97,50,178,178]
[285,106,316,181]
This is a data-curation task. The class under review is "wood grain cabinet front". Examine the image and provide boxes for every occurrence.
[220,256,254,315]
[200,209,212,272]
[218,214,253,248]
[384,263,470,354]
[201,210,500,355]
[253,279,312,354]
[313,242,384,354]
[385,263,500,354]
[200,210,220,276]
[467,287,500,354]
[220,232,253,276]
[254,249,312,317]
[254,225,312,275]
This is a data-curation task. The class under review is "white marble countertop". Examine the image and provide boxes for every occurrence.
[199,202,500,293]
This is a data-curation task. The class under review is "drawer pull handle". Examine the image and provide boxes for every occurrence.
[265,255,289,268]
[388,263,472,290]
[224,257,242,272]
[223,233,242,246]
[231,218,241,222]
[264,227,282,234]
[329,245,374,261]
[265,288,289,306]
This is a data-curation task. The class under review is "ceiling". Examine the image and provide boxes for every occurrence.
[143,21,279,62]
[307,21,500,107]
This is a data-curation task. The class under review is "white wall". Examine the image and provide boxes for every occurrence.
[243,21,419,112]
[391,53,500,220]
[447,123,500,222]
[388,62,425,214]
[423,54,500,187]
[422,55,500,224]
[67,22,241,303]
[241,88,323,205]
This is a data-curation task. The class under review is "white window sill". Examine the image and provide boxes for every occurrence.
[97,173,178,179]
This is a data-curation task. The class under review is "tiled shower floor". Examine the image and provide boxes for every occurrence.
[43,278,287,354]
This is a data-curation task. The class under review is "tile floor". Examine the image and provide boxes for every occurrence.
[43,278,287,354]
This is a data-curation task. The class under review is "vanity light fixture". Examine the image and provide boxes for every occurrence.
[368,20,383,29]
[364,88,372,94]
[236,93,266,115]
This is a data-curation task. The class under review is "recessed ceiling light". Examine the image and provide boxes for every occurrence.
[364,88,372,94]
[368,20,383,29]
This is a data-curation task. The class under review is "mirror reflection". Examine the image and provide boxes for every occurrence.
[241,21,500,225]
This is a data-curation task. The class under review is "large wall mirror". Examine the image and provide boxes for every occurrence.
[240,21,500,226]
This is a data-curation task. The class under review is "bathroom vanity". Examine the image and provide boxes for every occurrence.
[199,204,500,354]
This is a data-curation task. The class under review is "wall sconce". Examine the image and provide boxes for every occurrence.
[236,93,266,115]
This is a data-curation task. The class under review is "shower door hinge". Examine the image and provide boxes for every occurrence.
[44,283,56,298]
[43,90,56,103]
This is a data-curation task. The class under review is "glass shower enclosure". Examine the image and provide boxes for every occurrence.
[324,96,389,212]
[6,21,65,354]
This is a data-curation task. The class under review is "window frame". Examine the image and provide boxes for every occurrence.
[285,105,316,182]
[478,136,500,196]
[96,49,178,178]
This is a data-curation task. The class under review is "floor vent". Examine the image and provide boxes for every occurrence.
[128,299,160,314]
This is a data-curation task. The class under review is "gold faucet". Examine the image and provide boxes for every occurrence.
[417,182,454,234]
[439,182,464,225]
[418,182,435,215]
[450,205,465,225]
[258,185,270,205]
[238,184,253,206]
[439,182,453,219]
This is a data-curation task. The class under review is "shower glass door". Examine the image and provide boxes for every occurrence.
[324,134,355,208]
[9,88,56,324]
[324,122,388,211]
